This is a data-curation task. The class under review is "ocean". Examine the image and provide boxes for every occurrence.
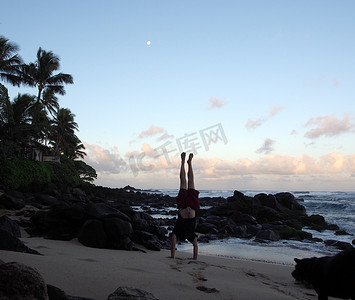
[153,190,355,265]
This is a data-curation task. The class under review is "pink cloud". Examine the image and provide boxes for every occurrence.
[84,142,355,177]
[157,133,174,141]
[83,143,355,190]
[83,142,126,174]
[305,76,325,87]
[305,76,340,88]
[197,153,355,178]
[138,125,165,138]
[208,97,227,109]
[245,118,265,129]
[138,125,174,142]
[245,106,284,129]
[304,113,355,138]
[269,106,284,117]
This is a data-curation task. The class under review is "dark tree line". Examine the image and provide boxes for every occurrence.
[0,36,85,160]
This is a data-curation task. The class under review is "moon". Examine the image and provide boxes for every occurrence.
[146,40,151,46]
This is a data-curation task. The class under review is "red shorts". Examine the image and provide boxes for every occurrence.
[176,189,200,211]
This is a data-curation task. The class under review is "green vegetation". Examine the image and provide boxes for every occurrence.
[0,156,97,189]
[0,36,97,189]
[0,157,52,189]
[280,226,313,241]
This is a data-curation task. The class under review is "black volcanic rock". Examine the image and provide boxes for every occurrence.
[85,201,131,222]
[0,229,41,255]
[324,240,354,251]
[107,286,158,300]
[0,193,25,210]
[78,219,107,248]
[0,215,21,237]
[255,229,280,242]
[47,284,95,300]
[0,183,344,252]
[35,193,63,206]
[0,262,48,300]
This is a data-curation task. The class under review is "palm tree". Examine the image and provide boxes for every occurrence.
[0,36,23,86]
[0,84,48,158]
[73,139,86,159]
[1,94,39,151]
[67,135,86,159]
[18,47,73,109]
[0,83,12,125]
[11,94,35,128]
[41,88,59,117]
[49,108,79,156]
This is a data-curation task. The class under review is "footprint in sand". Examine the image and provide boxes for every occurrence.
[169,264,182,272]
[34,245,50,249]
[196,286,219,293]
[244,270,315,300]
[79,258,98,262]
[170,259,219,294]
[169,257,185,272]
[188,270,207,283]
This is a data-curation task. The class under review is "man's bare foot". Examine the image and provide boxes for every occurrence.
[181,152,186,162]
[187,153,193,164]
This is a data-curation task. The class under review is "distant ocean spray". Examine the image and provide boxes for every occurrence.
[157,189,355,264]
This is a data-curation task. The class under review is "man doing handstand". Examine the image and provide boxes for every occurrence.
[171,152,200,260]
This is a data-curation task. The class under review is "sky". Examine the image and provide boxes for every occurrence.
[2,0,355,191]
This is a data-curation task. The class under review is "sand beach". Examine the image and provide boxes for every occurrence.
[0,232,325,300]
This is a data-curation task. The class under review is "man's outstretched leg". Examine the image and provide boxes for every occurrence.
[180,152,187,189]
[187,153,195,190]
[170,234,177,258]
[192,237,198,260]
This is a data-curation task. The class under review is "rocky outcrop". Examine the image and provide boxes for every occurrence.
[0,261,95,300]
[0,229,41,255]
[1,185,169,251]
[107,287,158,300]
[324,240,354,251]
[47,284,95,300]
[0,192,25,210]
[192,191,346,245]
[0,262,48,300]
[0,215,21,237]
[0,183,350,251]
[78,219,108,248]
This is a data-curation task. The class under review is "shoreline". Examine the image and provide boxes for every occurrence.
[176,236,341,266]
[0,235,320,300]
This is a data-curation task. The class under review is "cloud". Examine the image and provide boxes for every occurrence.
[138,125,165,138]
[245,118,266,129]
[245,106,284,129]
[305,76,340,88]
[85,143,355,191]
[304,113,355,139]
[208,97,227,109]
[197,153,355,178]
[269,106,284,117]
[83,142,127,174]
[156,132,174,141]
[256,139,275,154]
[333,77,340,87]
[138,125,174,141]
[290,130,297,135]
[305,76,325,87]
